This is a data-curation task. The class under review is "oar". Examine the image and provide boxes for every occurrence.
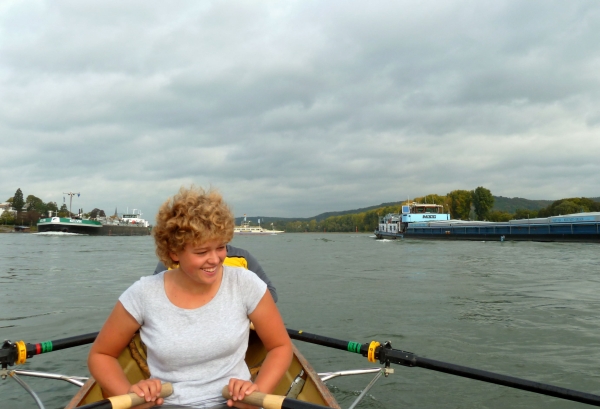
[222,386,328,409]
[0,332,98,368]
[77,383,173,409]
[287,328,600,407]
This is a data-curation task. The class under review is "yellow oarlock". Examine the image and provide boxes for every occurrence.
[367,341,380,363]
[15,340,27,365]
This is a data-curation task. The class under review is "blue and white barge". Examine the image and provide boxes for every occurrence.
[375,205,600,242]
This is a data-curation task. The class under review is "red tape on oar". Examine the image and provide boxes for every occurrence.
[222,386,330,409]
[77,383,173,409]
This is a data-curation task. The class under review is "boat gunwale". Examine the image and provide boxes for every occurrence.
[64,342,339,409]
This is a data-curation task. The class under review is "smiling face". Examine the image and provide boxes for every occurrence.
[169,240,228,287]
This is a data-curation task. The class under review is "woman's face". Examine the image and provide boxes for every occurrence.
[170,240,227,286]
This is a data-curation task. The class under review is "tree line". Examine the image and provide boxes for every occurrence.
[1,188,106,226]
[269,188,600,233]
[1,188,60,225]
[4,186,597,231]
[269,187,496,232]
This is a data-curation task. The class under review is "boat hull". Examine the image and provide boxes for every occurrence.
[65,331,338,408]
[234,231,283,235]
[375,228,600,242]
[37,222,150,236]
[403,232,600,242]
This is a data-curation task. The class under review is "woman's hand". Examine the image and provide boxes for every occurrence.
[226,378,259,409]
[129,378,164,408]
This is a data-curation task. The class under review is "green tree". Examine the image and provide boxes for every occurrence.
[23,210,42,225]
[447,190,472,220]
[46,201,59,214]
[553,201,581,216]
[58,203,69,217]
[537,197,598,217]
[487,210,512,222]
[12,188,25,215]
[25,195,46,213]
[0,210,15,225]
[472,187,494,220]
[415,194,446,205]
[514,209,538,220]
[363,211,379,231]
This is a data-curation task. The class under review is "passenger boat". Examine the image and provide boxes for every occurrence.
[65,330,338,408]
[234,216,284,235]
[374,202,600,242]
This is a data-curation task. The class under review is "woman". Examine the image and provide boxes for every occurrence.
[88,186,292,408]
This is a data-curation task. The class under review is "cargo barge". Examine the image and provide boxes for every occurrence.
[37,211,151,236]
[375,203,600,242]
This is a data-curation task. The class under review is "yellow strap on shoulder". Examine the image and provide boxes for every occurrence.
[223,256,248,269]
[168,257,248,270]
[367,341,380,363]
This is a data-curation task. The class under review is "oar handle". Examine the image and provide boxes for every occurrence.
[111,383,173,409]
[78,383,173,409]
[222,386,284,409]
[221,386,328,409]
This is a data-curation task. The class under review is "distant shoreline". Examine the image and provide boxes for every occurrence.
[0,225,37,233]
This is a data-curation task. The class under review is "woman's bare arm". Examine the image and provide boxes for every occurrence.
[249,291,293,393]
[227,291,292,408]
[88,301,143,396]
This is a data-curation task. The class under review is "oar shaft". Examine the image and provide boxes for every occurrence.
[27,332,99,356]
[222,386,328,409]
[414,356,600,407]
[78,383,173,409]
[1,332,99,368]
[288,328,600,407]
[287,328,367,355]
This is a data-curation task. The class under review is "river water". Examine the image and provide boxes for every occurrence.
[1,233,599,409]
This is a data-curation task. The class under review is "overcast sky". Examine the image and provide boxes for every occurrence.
[1,1,599,219]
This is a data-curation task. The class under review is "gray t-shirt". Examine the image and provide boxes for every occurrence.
[119,266,267,408]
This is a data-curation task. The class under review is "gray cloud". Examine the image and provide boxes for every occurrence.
[1,0,599,219]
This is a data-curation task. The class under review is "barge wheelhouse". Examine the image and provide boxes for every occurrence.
[375,202,450,239]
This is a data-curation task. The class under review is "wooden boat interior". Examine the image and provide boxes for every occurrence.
[65,330,339,408]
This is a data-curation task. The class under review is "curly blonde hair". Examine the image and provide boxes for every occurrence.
[153,186,234,268]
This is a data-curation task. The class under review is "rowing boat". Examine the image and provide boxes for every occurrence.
[64,330,339,408]
[5,328,598,409]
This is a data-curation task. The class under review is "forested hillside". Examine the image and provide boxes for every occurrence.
[243,192,600,233]
[492,196,553,213]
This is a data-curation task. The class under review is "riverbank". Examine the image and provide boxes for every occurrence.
[0,225,37,233]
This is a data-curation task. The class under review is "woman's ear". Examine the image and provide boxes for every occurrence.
[170,252,179,262]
